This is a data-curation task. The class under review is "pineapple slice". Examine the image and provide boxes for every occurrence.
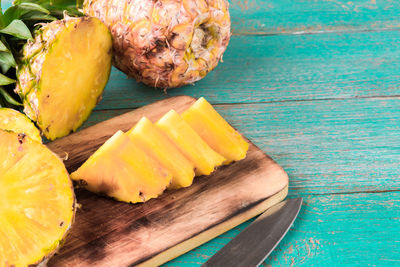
[16,17,113,140]
[182,97,249,164]
[0,130,75,266]
[0,108,41,143]
[156,110,225,176]
[127,117,195,189]
[70,130,172,203]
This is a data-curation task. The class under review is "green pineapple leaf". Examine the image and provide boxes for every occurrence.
[0,40,8,51]
[0,51,16,72]
[0,19,32,39]
[0,73,16,85]
[0,87,22,106]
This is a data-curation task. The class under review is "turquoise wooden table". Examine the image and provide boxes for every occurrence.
[4,0,400,265]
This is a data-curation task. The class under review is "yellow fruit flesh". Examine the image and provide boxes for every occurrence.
[0,108,42,143]
[32,18,112,140]
[127,117,195,189]
[0,130,75,266]
[182,97,249,164]
[156,110,225,176]
[70,131,172,203]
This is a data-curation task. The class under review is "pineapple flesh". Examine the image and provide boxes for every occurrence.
[127,117,195,189]
[16,16,113,140]
[83,0,231,88]
[70,130,172,203]
[0,108,41,143]
[0,130,75,266]
[156,110,225,176]
[182,97,249,163]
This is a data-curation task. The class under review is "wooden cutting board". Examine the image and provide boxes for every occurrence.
[46,96,289,267]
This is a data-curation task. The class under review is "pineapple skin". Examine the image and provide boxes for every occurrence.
[83,0,231,89]
[15,16,113,140]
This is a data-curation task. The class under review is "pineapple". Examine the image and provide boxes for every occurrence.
[15,16,113,140]
[70,130,172,203]
[182,97,249,163]
[127,117,195,189]
[0,130,75,266]
[83,0,231,89]
[0,108,42,143]
[156,110,225,176]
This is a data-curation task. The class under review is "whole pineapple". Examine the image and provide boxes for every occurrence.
[16,16,112,140]
[84,0,231,89]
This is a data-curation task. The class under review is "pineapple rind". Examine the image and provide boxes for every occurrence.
[15,16,113,140]
[83,0,231,88]
[0,130,75,266]
[0,108,42,143]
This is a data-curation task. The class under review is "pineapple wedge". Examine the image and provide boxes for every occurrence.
[156,110,225,176]
[0,130,75,266]
[70,130,172,203]
[127,117,195,189]
[182,97,249,164]
[0,108,41,143]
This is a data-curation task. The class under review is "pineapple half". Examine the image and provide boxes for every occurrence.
[84,0,231,88]
[156,110,225,176]
[0,108,41,143]
[70,130,172,203]
[0,130,75,266]
[182,97,249,163]
[16,16,113,140]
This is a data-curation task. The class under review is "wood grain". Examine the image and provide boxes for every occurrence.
[47,96,289,266]
[167,191,400,266]
[96,31,400,109]
[4,0,400,35]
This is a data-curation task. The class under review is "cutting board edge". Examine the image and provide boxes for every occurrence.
[137,184,289,267]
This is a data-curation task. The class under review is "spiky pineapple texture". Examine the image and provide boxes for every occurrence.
[84,0,231,89]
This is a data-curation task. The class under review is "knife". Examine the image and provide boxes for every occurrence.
[203,197,303,267]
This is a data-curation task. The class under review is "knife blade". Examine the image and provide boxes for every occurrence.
[203,197,303,267]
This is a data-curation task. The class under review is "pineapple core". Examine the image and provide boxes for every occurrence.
[182,97,249,164]
[156,110,225,176]
[127,117,195,189]
[70,130,172,203]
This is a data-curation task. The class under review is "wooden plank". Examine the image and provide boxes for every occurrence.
[229,0,400,35]
[96,31,400,109]
[3,0,400,34]
[166,191,400,266]
[47,96,289,266]
[84,97,400,195]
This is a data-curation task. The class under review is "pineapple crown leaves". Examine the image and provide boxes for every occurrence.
[0,0,82,107]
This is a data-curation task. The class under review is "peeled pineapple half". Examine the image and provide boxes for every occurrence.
[0,130,75,266]
[16,16,113,140]
[0,108,41,143]
[71,97,248,204]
